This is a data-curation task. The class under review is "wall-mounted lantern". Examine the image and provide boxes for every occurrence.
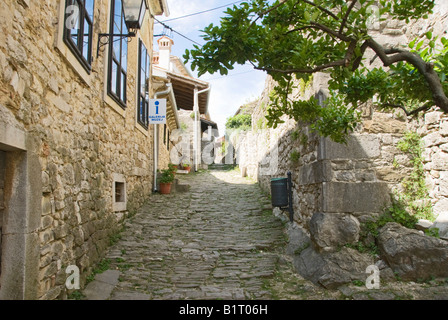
[97,0,148,57]
[271,172,294,222]
[122,0,149,30]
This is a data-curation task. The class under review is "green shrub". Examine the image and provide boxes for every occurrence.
[225,114,252,131]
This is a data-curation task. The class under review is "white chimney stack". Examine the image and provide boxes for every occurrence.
[157,36,174,71]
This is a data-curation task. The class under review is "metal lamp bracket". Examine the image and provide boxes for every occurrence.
[97,31,136,58]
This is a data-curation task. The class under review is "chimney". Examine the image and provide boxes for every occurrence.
[157,36,174,71]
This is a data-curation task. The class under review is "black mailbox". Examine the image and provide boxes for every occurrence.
[270,172,294,222]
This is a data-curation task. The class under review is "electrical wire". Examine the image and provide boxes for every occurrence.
[153,1,250,47]
[152,15,202,46]
[159,0,246,23]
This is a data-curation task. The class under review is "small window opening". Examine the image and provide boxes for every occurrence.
[115,182,125,203]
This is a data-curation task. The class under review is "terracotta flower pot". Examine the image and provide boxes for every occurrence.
[159,182,172,194]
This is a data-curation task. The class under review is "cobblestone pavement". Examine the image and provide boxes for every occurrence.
[82,169,334,300]
[82,168,448,300]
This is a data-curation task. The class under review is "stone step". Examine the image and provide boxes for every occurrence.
[208,164,235,171]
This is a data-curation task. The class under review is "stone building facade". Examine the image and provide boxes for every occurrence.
[153,36,216,170]
[0,0,174,299]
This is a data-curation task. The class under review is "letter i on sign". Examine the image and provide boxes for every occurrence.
[155,101,159,115]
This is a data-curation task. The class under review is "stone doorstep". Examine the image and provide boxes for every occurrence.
[83,270,120,300]
[172,178,191,193]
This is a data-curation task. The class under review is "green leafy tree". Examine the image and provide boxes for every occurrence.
[185,0,448,143]
[226,113,252,131]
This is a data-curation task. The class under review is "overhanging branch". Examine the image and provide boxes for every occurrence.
[382,102,433,116]
[301,0,339,20]
[254,59,347,74]
[339,0,357,34]
[367,38,448,113]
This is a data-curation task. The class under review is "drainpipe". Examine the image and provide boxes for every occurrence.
[193,85,211,172]
[153,83,173,192]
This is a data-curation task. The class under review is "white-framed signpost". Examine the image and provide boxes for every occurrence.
[149,99,167,124]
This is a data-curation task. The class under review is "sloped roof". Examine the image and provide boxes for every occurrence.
[167,71,210,114]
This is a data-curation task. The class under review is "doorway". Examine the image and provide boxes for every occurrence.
[0,150,5,283]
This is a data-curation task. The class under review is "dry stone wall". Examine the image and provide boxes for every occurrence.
[414,109,448,238]
[237,0,448,230]
[235,1,448,287]
[237,75,411,228]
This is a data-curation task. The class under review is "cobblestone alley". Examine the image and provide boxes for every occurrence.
[81,168,335,300]
[81,168,448,301]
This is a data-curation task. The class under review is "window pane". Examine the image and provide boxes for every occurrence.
[111,61,118,95]
[113,20,121,35]
[122,9,128,35]
[85,0,94,18]
[70,14,79,45]
[108,0,128,106]
[140,55,146,94]
[139,97,144,122]
[113,36,120,60]
[144,100,148,126]
[122,40,127,72]
[66,0,79,31]
[138,40,151,125]
[121,71,126,101]
[82,18,91,62]
[114,0,123,29]
[64,0,93,70]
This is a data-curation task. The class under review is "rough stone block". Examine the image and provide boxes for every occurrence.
[423,132,447,147]
[321,181,391,214]
[441,122,448,136]
[433,212,448,240]
[425,111,442,125]
[378,222,448,281]
[432,151,448,171]
[309,212,360,252]
[434,198,448,217]
[364,113,407,134]
[298,160,331,185]
[318,135,381,161]
[293,246,374,289]
[286,223,310,255]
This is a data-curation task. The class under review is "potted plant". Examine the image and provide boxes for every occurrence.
[159,169,175,194]
[168,163,178,176]
[182,161,191,173]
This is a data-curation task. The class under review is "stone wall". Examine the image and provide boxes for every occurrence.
[237,75,411,228]
[415,109,448,237]
[235,0,448,287]
[0,0,163,299]
[237,0,448,229]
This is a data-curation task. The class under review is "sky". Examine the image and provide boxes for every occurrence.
[153,0,268,136]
